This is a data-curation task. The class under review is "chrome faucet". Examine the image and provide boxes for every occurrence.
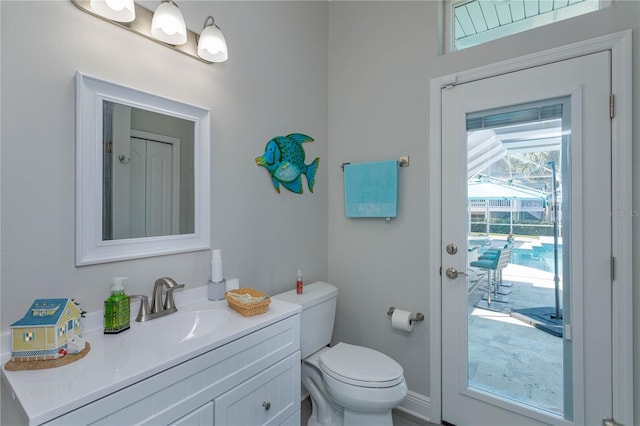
[151,277,184,313]
[130,277,185,322]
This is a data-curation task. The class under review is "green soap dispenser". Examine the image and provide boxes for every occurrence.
[104,277,130,334]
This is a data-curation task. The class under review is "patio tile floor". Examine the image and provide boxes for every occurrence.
[467,263,564,416]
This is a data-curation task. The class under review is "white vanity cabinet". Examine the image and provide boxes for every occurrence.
[213,353,300,425]
[171,402,214,425]
[41,314,300,426]
[170,353,300,426]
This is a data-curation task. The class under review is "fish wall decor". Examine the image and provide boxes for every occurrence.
[255,133,320,194]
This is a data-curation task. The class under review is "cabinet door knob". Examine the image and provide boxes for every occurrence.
[262,401,271,411]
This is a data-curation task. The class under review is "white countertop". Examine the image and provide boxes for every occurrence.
[1,286,300,425]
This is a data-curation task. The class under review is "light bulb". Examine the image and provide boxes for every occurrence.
[90,0,135,22]
[151,1,187,45]
[197,16,228,63]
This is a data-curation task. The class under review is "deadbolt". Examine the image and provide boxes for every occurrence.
[446,243,458,255]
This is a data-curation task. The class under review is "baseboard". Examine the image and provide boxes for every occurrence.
[302,386,431,423]
[395,390,431,423]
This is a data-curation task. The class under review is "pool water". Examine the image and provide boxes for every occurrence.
[511,243,563,274]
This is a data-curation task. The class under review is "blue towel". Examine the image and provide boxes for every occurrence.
[344,160,398,218]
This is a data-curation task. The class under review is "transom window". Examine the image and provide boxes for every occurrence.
[447,0,607,52]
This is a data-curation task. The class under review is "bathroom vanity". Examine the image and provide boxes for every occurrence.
[1,293,301,425]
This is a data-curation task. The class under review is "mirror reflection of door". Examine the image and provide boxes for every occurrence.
[127,132,180,239]
[102,101,194,241]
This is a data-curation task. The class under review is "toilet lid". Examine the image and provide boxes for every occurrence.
[318,343,404,388]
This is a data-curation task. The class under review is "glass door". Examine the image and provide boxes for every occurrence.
[441,51,612,425]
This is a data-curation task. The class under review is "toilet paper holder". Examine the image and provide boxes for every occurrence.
[387,307,424,324]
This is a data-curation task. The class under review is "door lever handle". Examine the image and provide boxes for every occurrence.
[446,267,469,279]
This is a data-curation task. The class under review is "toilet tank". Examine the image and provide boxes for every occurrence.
[273,281,337,358]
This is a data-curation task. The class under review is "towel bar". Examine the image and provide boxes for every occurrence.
[341,156,409,171]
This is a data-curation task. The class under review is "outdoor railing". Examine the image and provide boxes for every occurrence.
[469,199,545,209]
[470,221,560,237]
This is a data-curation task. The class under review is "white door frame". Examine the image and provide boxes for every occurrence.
[428,30,632,425]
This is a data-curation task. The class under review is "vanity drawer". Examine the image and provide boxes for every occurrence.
[170,402,213,426]
[214,352,300,426]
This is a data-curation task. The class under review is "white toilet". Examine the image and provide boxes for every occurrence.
[273,281,408,426]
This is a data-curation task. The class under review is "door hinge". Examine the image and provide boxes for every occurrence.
[610,256,615,281]
[609,94,614,119]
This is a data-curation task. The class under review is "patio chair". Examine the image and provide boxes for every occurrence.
[478,236,514,259]
[470,245,512,312]
[491,243,514,297]
[478,239,514,295]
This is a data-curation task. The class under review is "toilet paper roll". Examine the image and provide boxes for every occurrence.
[391,308,414,332]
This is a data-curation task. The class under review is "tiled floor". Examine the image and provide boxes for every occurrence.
[467,262,564,415]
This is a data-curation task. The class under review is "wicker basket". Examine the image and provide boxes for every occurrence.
[224,288,271,317]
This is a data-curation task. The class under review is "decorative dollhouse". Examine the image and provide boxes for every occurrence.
[10,298,86,362]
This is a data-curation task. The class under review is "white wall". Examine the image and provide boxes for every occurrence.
[0,1,328,329]
[328,1,432,397]
[328,0,640,420]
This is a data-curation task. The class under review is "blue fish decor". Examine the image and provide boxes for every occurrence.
[255,133,320,194]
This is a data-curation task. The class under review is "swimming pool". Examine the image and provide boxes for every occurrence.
[511,243,563,274]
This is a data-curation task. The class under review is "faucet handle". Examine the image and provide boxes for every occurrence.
[164,284,185,310]
[129,294,150,322]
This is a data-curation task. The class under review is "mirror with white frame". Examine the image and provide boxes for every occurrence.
[76,72,211,265]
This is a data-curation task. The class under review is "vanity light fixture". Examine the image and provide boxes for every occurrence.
[71,0,228,63]
[89,0,135,22]
[197,16,228,63]
[151,0,187,46]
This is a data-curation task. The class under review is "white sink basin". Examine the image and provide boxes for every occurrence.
[129,309,232,344]
[167,309,232,343]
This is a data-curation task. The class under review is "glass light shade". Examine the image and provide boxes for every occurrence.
[197,23,228,63]
[90,0,135,22]
[151,1,187,45]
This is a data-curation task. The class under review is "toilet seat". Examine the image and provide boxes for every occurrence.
[318,342,404,388]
